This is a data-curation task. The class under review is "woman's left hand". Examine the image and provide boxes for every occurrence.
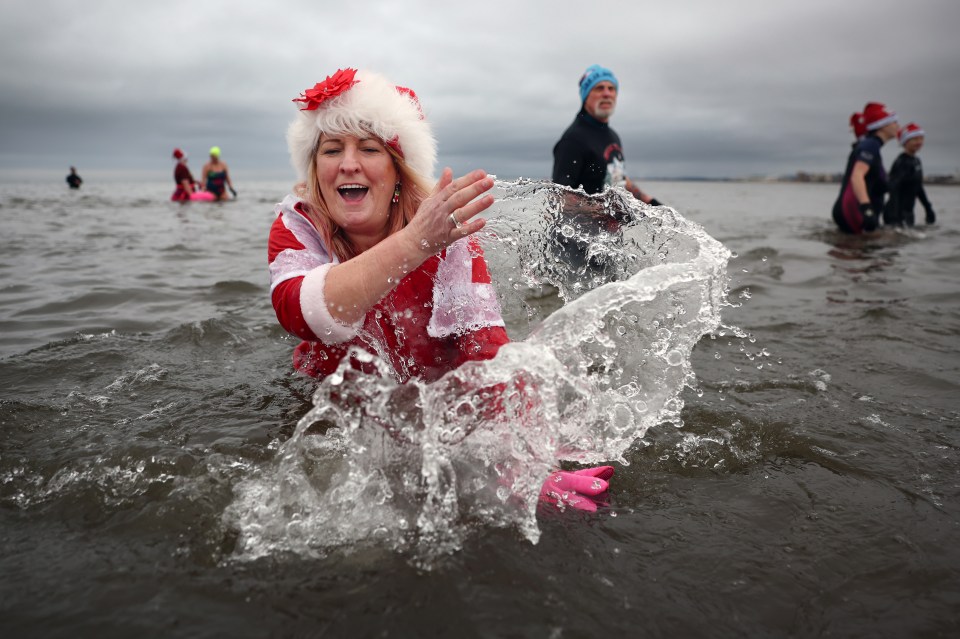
[406,168,495,254]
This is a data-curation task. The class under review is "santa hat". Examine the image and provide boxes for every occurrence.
[849,112,866,139]
[862,102,897,131]
[898,122,925,145]
[287,68,436,181]
[172,148,186,161]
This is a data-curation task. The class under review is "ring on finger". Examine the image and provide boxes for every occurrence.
[448,212,462,229]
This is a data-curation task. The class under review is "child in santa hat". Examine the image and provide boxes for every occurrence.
[883,123,936,227]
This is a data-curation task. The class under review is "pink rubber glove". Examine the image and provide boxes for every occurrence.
[539,465,615,512]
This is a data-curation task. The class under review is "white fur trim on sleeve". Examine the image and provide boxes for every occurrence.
[299,263,362,344]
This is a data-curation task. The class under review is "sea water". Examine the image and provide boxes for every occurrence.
[225,182,731,560]
[1,178,958,637]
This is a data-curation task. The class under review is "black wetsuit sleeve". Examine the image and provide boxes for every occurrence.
[552,137,583,188]
[884,156,906,226]
[919,183,934,223]
[917,182,932,210]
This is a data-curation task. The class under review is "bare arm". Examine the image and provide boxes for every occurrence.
[323,168,495,325]
[223,163,235,190]
[625,178,661,205]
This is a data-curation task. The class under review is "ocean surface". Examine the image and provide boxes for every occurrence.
[1,177,958,638]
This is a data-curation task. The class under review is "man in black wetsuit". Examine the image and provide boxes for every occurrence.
[884,122,936,227]
[552,64,661,204]
[548,65,662,283]
[66,166,82,189]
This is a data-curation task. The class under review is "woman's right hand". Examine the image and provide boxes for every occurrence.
[405,168,495,255]
[321,168,494,327]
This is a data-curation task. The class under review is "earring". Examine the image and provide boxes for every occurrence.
[392,182,401,204]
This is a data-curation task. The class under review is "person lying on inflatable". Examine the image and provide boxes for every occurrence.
[268,68,614,512]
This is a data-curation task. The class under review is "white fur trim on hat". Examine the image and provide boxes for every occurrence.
[287,70,437,181]
[866,114,897,131]
[899,124,925,145]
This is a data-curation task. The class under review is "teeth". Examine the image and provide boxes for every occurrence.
[338,185,367,190]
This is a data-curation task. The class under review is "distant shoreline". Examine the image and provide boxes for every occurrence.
[642,173,960,186]
[1,169,957,186]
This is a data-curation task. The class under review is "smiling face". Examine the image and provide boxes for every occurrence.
[903,135,924,155]
[584,81,617,122]
[315,133,398,248]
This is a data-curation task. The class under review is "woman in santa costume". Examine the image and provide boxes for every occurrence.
[831,102,899,234]
[268,68,613,510]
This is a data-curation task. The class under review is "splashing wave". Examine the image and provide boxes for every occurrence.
[225,180,732,562]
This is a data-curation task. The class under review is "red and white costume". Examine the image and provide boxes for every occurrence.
[268,195,509,382]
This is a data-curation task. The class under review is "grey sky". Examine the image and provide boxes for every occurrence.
[1,0,958,181]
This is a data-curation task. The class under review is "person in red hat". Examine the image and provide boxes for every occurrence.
[271,68,504,381]
[171,148,200,201]
[831,102,899,234]
[883,123,936,227]
[850,112,867,141]
[268,68,614,512]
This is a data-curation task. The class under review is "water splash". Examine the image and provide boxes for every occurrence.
[225,180,731,563]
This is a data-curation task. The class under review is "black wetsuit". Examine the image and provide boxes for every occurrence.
[550,110,632,283]
[66,173,82,189]
[883,152,934,226]
[552,109,627,194]
[832,134,886,234]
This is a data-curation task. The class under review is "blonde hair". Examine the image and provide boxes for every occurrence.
[295,142,432,263]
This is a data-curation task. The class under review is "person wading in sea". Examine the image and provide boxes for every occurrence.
[268,67,615,511]
[831,102,899,234]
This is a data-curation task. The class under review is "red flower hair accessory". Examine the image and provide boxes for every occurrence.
[294,68,359,111]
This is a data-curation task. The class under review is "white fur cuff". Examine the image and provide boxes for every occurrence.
[299,264,362,344]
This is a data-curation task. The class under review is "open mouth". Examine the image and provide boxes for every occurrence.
[337,184,368,203]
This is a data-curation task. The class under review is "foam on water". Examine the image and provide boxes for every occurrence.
[225,180,732,563]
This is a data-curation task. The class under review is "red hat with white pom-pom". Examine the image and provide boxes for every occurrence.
[898,122,925,145]
[862,102,897,131]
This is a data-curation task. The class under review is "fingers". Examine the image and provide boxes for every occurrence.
[431,167,454,197]
[545,470,609,496]
[437,168,495,220]
[539,467,615,512]
[450,195,494,231]
[571,465,615,481]
[539,488,601,512]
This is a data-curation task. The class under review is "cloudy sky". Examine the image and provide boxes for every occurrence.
[2,0,958,181]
